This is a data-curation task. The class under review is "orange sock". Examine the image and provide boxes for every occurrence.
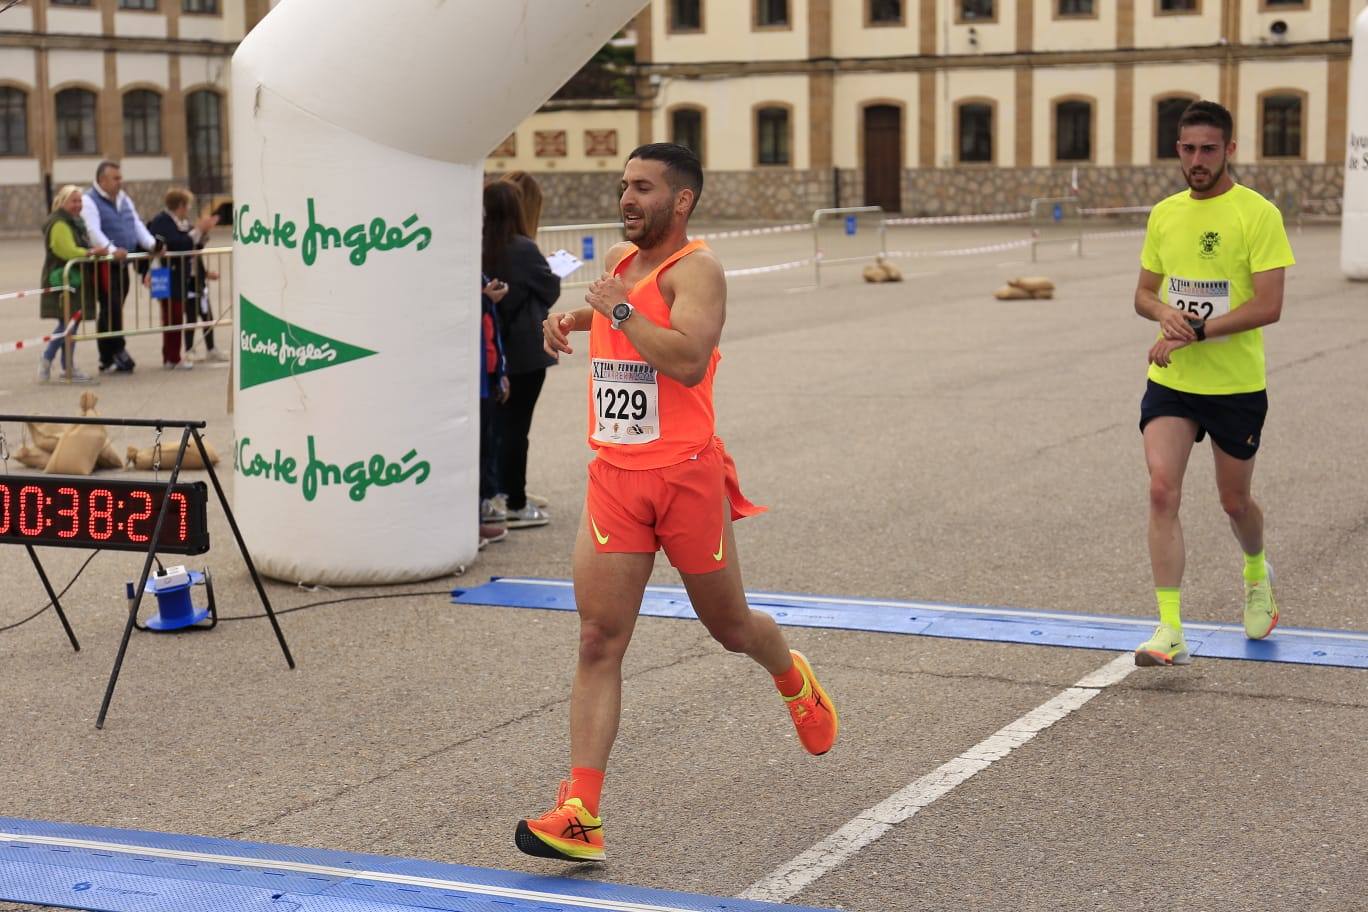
[567,767,604,817]
[773,662,805,699]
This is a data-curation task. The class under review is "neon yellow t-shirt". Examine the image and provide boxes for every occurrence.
[1140,183,1295,394]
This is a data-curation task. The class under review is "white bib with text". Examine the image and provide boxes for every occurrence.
[591,358,660,445]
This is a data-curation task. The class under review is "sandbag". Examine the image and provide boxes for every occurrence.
[27,422,66,452]
[14,445,49,470]
[1030,288,1055,300]
[862,263,890,283]
[994,284,1033,300]
[126,439,220,470]
[76,392,123,469]
[1009,276,1055,293]
[880,261,903,282]
[44,425,106,475]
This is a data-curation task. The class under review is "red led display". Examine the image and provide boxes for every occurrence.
[0,475,209,555]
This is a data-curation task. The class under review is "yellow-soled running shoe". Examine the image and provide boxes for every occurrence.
[1134,623,1191,667]
[784,650,838,755]
[515,781,605,862]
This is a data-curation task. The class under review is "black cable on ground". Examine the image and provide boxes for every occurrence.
[218,589,453,622]
[0,550,101,633]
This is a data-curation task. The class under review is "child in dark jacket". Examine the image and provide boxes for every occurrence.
[479,276,510,547]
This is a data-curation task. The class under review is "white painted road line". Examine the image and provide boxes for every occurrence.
[739,653,1138,905]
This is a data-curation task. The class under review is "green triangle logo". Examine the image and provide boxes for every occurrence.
[238,294,377,390]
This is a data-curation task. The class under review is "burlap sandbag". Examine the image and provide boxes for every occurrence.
[880,261,904,282]
[1008,276,1055,293]
[993,284,1033,300]
[126,439,220,470]
[862,263,890,283]
[14,445,50,470]
[45,424,106,475]
[1031,288,1055,300]
[76,392,123,469]
[27,422,67,453]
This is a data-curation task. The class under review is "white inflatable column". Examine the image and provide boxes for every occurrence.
[1344,6,1368,279]
[231,0,644,583]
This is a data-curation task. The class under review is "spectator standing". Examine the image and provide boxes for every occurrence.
[482,180,559,529]
[146,188,218,370]
[82,160,160,373]
[479,274,511,547]
[37,185,107,383]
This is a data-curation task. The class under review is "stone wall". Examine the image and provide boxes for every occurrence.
[0,180,179,238]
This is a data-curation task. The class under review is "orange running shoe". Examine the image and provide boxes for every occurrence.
[514,781,605,862]
[784,650,838,755]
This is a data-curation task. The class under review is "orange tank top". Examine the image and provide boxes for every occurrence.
[587,238,720,470]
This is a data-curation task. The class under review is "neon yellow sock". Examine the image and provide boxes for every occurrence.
[1243,549,1268,584]
[1156,588,1182,633]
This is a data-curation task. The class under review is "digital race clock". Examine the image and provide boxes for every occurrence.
[0,475,209,555]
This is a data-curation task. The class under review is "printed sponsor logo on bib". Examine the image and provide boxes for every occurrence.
[1169,277,1230,342]
[592,358,659,445]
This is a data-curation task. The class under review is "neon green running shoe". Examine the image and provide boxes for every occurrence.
[1243,570,1279,640]
[1134,623,1190,667]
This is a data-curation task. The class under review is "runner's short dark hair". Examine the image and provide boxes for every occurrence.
[627,143,703,212]
[1178,100,1233,144]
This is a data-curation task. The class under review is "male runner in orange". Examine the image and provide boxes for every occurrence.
[515,143,837,862]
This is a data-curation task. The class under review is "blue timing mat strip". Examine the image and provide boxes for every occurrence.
[0,817,833,912]
[451,577,1368,669]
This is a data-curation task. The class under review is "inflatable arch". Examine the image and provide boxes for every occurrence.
[230,0,645,583]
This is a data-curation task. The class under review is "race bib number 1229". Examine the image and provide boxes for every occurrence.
[591,358,660,445]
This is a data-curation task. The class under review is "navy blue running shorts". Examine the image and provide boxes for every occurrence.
[1139,379,1268,460]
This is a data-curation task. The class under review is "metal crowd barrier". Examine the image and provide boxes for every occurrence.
[1028,197,1084,262]
[534,221,623,288]
[49,246,234,382]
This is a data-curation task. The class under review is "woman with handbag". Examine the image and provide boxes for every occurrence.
[38,185,107,383]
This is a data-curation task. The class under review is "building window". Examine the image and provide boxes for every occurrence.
[1155,96,1192,159]
[959,0,994,20]
[55,88,97,156]
[1055,100,1092,161]
[123,89,162,155]
[119,0,158,9]
[671,0,702,30]
[534,130,567,157]
[1261,0,1306,7]
[756,106,790,165]
[957,102,993,163]
[186,89,224,194]
[1057,0,1094,15]
[49,0,94,6]
[0,87,27,156]
[670,108,704,163]
[755,0,789,28]
[869,0,903,24]
[182,0,218,12]
[1261,94,1303,158]
[1158,0,1197,12]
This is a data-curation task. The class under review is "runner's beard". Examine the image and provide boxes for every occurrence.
[625,201,673,249]
[1183,159,1225,192]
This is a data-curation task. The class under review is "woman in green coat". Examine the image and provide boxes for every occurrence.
[38,184,107,382]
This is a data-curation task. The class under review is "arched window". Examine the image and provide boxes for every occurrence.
[0,87,27,156]
[670,107,704,163]
[186,89,224,194]
[755,106,791,166]
[1260,93,1304,159]
[1154,95,1194,160]
[55,88,98,156]
[957,101,993,163]
[1055,99,1092,162]
[123,89,163,155]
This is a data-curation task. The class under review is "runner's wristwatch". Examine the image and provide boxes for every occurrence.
[1186,316,1206,341]
[611,301,634,330]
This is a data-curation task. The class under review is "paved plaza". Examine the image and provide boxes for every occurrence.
[0,221,1365,911]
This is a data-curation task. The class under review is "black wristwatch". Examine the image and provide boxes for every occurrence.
[610,301,634,330]
[1186,317,1206,342]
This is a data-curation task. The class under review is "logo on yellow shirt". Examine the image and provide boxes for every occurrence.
[1198,231,1221,259]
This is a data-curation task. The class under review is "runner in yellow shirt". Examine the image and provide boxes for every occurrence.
[1130,100,1295,666]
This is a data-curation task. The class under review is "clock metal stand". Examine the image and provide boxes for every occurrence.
[0,414,296,729]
